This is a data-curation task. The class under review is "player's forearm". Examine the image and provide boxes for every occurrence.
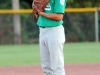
[39,12,63,20]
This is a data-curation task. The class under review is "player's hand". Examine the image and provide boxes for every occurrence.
[37,10,43,15]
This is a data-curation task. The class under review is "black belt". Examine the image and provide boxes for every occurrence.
[40,26,46,28]
[39,26,52,28]
[39,25,59,28]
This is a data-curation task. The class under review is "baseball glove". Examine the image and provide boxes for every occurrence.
[32,0,49,18]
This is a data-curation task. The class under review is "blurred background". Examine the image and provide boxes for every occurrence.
[0,0,100,68]
[0,0,100,44]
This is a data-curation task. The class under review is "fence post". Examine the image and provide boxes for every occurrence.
[12,0,21,44]
[95,7,99,42]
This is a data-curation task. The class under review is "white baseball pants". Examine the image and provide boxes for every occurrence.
[39,25,65,75]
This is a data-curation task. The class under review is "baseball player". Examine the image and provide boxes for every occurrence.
[37,0,67,75]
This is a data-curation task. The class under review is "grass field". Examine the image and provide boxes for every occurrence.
[0,42,100,66]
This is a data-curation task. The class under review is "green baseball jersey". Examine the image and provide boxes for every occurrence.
[37,0,67,27]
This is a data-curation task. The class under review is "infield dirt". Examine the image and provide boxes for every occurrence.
[0,63,100,75]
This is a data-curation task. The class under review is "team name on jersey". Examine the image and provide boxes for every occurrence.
[45,3,51,10]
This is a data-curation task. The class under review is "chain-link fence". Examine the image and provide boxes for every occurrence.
[63,12,96,42]
[0,8,100,44]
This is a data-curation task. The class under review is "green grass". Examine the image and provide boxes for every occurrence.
[64,42,100,64]
[0,42,100,66]
[0,44,40,66]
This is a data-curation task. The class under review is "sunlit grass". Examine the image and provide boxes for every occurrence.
[0,42,100,66]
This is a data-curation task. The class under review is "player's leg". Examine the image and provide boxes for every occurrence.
[39,28,53,75]
[47,25,65,75]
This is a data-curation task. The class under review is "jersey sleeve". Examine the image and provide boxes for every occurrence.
[53,0,66,13]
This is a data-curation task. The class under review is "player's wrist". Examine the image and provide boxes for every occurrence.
[37,10,43,15]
